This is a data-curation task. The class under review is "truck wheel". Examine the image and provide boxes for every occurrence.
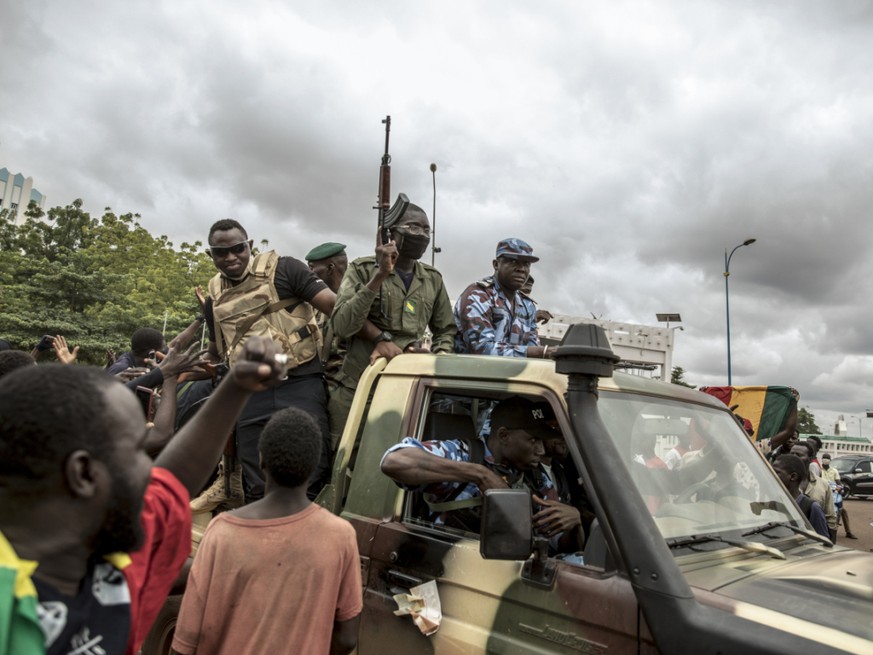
[140,595,182,655]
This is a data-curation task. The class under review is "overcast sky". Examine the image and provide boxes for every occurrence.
[3,1,872,434]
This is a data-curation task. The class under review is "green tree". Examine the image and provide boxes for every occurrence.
[671,366,695,388]
[0,199,214,363]
[797,406,822,435]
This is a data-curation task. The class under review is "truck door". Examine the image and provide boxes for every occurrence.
[345,381,655,654]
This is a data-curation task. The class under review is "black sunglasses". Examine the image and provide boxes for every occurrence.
[208,241,249,258]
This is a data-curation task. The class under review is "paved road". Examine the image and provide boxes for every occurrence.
[835,497,873,552]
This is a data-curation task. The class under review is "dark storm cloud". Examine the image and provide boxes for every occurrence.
[3,0,873,416]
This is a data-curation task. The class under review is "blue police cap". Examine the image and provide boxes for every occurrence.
[495,237,539,263]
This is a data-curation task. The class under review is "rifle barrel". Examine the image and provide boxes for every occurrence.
[377,115,392,211]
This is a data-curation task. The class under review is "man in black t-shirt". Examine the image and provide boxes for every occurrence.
[205,219,337,501]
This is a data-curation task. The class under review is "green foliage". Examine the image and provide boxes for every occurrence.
[671,366,695,388]
[0,199,214,363]
[797,406,822,435]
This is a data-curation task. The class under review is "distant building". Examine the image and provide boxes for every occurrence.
[801,433,873,458]
[540,316,678,380]
[0,167,46,225]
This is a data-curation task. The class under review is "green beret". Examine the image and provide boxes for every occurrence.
[305,242,347,262]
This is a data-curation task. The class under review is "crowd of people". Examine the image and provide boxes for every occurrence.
[0,194,858,654]
[0,196,558,655]
[769,435,857,541]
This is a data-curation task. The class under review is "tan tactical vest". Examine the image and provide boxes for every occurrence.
[207,251,323,368]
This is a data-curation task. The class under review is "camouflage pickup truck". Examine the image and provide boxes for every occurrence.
[146,324,873,654]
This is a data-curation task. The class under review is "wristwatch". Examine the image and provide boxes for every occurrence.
[373,330,394,344]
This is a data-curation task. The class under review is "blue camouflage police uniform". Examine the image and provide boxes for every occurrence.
[381,436,555,526]
[453,238,540,356]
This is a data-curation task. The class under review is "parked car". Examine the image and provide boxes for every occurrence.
[831,455,873,498]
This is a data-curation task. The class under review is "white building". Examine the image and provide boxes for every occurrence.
[0,167,46,225]
[539,315,679,380]
[805,434,873,458]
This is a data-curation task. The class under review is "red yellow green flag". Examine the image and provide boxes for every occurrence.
[0,531,45,655]
[700,385,797,442]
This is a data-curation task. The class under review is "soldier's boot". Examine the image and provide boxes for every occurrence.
[190,466,226,513]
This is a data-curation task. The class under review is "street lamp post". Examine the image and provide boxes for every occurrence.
[724,238,756,385]
[430,163,441,267]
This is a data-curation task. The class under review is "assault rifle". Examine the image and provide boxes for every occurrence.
[377,116,392,245]
[374,116,408,316]
[375,116,409,243]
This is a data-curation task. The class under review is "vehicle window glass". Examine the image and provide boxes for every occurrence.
[858,461,872,473]
[598,392,807,541]
[400,391,487,539]
[832,458,856,474]
[399,389,594,557]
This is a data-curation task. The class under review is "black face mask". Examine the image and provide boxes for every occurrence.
[395,233,430,260]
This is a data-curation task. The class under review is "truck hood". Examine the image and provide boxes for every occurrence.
[691,548,873,643]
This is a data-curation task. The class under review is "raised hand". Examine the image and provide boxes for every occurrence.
[229,336,287,392]
[52,335,79,365]
[194,285,208,312]
[158,344,207,379]
[115,367,150,382]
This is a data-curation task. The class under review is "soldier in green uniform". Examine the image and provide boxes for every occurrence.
[306,242,350,448]
[329,197,455,438]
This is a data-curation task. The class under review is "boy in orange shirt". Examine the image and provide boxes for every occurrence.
[172,408,362,655]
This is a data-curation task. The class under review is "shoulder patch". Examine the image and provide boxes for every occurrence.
[354,256,378,267]
[416,261,444,278]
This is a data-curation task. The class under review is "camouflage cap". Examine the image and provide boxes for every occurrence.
[495,237,539,263]
[492,396,560,439]
[305,242,347,263]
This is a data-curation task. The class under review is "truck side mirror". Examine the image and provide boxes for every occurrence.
[480,488,533,560]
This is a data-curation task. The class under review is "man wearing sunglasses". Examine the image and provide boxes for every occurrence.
[330,195,456,438]
[454,238,551,359]
[204,219,337,503]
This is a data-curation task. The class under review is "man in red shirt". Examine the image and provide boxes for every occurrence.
[0,336,285,655]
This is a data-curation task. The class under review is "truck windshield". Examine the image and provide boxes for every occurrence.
[598,392,807,541]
